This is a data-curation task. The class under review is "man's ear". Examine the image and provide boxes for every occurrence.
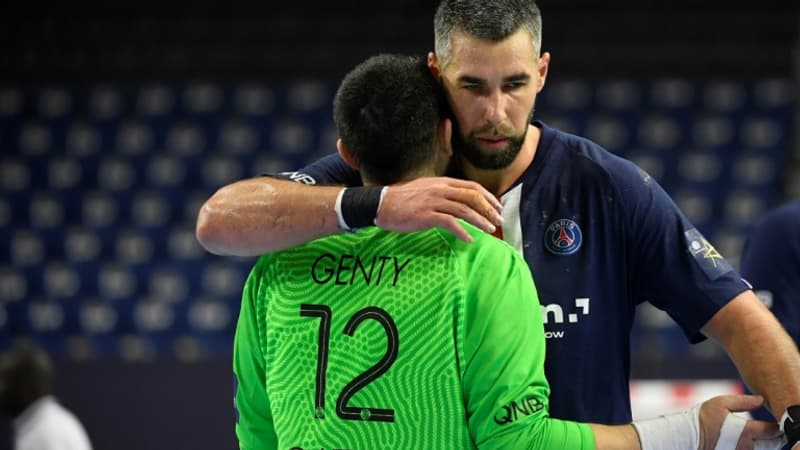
[438,118,453,158]
[337,138,359,170]
[427,52,442,81]
[537,51,551,93]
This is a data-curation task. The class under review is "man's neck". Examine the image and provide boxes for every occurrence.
[459,124,540,197]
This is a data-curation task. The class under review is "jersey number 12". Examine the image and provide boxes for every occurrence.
[300,304,398,423]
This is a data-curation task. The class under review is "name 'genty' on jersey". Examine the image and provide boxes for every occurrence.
[310,253,411,287]
[278,120,749,424]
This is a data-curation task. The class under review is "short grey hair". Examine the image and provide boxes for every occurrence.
[434,0,542,66]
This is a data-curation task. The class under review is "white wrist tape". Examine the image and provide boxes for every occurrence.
[634,406,787,450]
[334,188,354,232]
[374,186,389,225]
[633,404,700,450]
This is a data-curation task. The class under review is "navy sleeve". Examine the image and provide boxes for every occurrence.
[610,159,749,341]
[270,152,363,187]
[740,201,800,344]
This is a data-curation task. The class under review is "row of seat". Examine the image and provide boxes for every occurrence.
[2,78,792,120]
[0,78,793,359]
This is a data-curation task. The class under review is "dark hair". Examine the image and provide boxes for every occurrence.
[434,0,542,65]
[333,54,445,185]
[0,340,54,416]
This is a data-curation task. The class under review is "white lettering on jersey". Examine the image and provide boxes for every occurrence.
[541,298,590,339]
[280,171,317,185]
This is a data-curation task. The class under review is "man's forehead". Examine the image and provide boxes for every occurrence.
[444,29,537,77]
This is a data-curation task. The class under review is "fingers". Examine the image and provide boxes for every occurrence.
[741,417,784,450]
[712,394,766,413]
[444,178,503,212]
[377,177,505,239]
[430,213,474,243]
[438,198,499,235]
[743,420,782,441]
[444,184,504,228]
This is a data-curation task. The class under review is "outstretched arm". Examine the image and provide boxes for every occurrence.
[703,290,800,427]
[196,176,504,256]
[463,242,780,450]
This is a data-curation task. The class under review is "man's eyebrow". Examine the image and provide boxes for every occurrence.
[456,73,531,84]
[503,73,531,83]
[457,75,486,85]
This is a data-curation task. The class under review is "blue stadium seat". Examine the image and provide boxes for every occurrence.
[702,80,748,114]
[1,157,32,195]
[595,79,643,111]
[584,113,631,154]
[0,266,28,304]
[136,84,176,118]
[89,85,126,121]
[201,155,245,190]
[0,87,24,120]
[97,263,141,302]
[637,112,688,151]
[691,115,736,150]
[65,122,104,159]
[38,87,73,120]
[42,262,83,301]
[147,265,191,305]
[648,78,697,111]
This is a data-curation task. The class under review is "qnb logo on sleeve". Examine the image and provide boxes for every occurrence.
[279,171,317,185]
[540,298,590,339]
[493,395,545,425]
[684,228,734,280]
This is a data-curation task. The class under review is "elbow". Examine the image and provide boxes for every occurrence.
[195,200,228,256]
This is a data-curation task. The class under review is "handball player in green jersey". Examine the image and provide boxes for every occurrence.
[231,54,781,450]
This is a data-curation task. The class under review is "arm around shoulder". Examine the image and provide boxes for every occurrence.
[195,177,344,256]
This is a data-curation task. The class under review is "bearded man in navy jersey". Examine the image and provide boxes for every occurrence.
[196,0,800,447]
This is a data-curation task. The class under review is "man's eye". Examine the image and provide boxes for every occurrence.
[504,82,525,90]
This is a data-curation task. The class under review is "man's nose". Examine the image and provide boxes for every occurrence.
[484,90,507,125]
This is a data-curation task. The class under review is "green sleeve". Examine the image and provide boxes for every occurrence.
[233,257,278,450]
[460,239,596,450]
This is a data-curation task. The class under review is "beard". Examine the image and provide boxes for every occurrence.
[451,108,534,170]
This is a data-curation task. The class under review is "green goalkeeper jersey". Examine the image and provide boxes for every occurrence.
[233,222,595,450]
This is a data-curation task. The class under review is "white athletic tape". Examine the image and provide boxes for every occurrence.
[633,403,700,450]
[753,436,787,450]
[714,412,786,450]
[714,413,747,450]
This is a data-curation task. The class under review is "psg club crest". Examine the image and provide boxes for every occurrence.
[544,219,583,255]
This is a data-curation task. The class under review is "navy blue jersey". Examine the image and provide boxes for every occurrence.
[277,121,749,424]
[740,200,800,422]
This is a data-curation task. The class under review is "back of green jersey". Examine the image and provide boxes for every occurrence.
[258,226,474,449]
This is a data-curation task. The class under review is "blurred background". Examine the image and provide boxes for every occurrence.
[0,1,798,448]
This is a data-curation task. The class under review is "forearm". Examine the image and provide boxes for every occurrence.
[704,291,800,418]
[196,177,342,256]
[590,424,641,450]
[480,419,638,450]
